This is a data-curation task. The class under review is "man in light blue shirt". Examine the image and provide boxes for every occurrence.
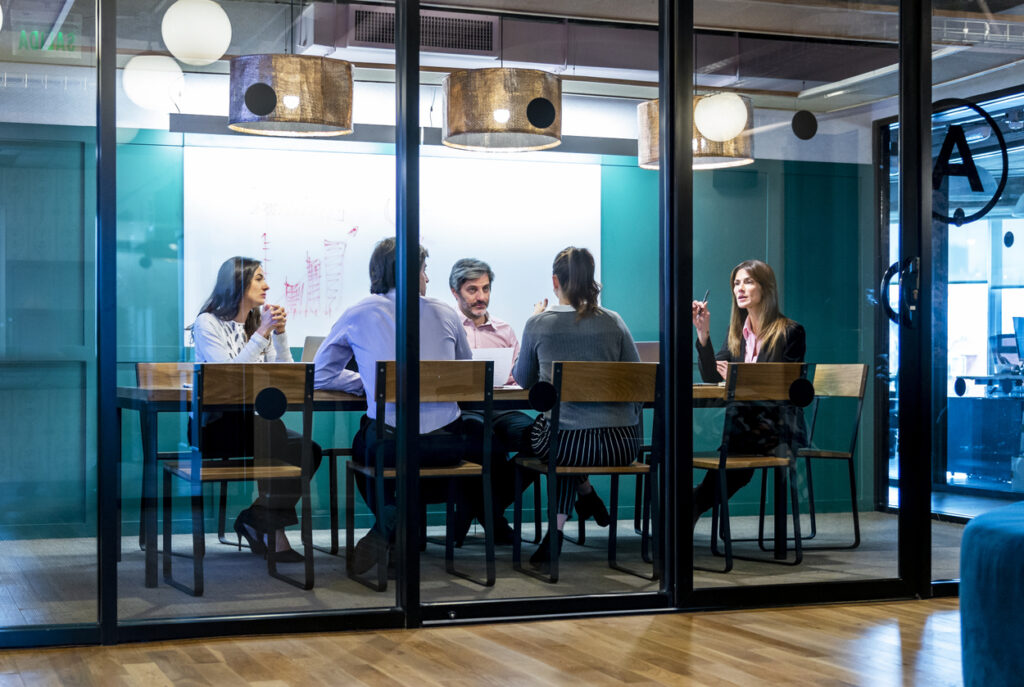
[314,238,475,573]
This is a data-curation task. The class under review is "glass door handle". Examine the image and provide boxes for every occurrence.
[880,261,900,324]
[899,256,920,329]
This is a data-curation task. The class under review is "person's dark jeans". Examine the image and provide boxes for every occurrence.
[351,415,479,520]
[459,410,539,522]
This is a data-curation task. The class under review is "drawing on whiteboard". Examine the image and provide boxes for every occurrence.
[184,147,601,344]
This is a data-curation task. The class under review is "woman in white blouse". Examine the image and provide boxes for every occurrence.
[191,256,322,563]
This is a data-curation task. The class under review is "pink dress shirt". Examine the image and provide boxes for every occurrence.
[461,313,520,384]
[742,317,761,363]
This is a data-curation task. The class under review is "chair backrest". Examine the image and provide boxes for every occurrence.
[635,341,660,363]
[136,362,194,388]
[301,336,325,362]
[726,362,807,402]
[195,363,312,409]
[811,363,868,399]
[554,361,658,403]
[377,360,492,403]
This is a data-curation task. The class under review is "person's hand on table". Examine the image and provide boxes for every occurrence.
[716,360,729,380]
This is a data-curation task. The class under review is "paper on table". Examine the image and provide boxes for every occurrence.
[471,347,515,387]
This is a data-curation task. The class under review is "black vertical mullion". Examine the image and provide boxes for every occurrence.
[897,0,933,596]
[660,0,694,605]
[395,0,421,623]
[97,0,119,643]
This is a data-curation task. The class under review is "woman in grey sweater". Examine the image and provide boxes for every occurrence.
[513,246,641,568]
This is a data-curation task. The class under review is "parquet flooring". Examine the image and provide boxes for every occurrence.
[0,598,961,686]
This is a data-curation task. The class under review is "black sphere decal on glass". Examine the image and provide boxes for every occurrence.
[526,97,556,129]
[1006,231,1015,248]
[255,387,287,420]
[788,378,815,408]
[245,82,277,116]
[792,110,817,140]
[528,381,557,412]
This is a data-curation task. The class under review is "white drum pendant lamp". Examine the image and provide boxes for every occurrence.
[228,54,353,137]
[443,68,561,152]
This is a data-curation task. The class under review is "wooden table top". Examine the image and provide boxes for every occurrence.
[117,384,721,405]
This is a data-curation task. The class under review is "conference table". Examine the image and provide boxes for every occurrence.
[117,383,760,588]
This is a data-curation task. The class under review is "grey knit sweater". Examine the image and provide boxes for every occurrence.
[512,305,641,430]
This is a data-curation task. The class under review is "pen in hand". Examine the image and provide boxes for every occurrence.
[699,289,709,313]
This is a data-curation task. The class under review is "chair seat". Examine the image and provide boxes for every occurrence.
[164,458,301,481]
[692,455,790,470]
[348,460,483,479]
[515,457,650,475]
[797,449,852,459]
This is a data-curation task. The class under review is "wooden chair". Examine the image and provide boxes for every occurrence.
[134,363,193,552]
[345,360,495,591]
[161,363,315,596]
[792,363,868,549]
[512,361,660,584]
[693,362,808,573]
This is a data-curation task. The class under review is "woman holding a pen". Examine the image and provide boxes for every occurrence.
[691,259,807,526]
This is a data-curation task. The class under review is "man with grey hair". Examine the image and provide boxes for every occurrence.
[449,258,542,545]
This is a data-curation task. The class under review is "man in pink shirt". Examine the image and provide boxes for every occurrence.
[449,258,540,545]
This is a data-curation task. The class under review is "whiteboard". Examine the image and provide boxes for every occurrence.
[183,146,601,345]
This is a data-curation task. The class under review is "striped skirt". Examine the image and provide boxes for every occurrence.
[530,418,641,515]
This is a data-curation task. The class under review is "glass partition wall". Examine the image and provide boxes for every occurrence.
[0,0,99,632]
[689,0,899,591]
[412,5,667,611]
[114,0,406,623]
[0,0,960,646]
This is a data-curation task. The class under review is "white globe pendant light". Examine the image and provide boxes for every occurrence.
[161,0,232,66]
[122,55,184,112]
[694,92,749,142]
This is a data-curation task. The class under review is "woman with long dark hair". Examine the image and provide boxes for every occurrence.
[513,246,641,569]
[191,256,322,562]
[691,258,807,523]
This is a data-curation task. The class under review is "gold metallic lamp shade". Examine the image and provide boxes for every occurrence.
[637,99,659,170]
[228,54,353,137]
[443,68,561,152]
[636,94,755,170]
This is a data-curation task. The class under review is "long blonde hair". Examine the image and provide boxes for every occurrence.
[725,260,793,358]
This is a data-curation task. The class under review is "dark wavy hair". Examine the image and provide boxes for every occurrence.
[198,256,262,339]
[552,246,601,319]
[369,237,429,294]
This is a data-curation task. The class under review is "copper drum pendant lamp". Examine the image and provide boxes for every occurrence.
[637,98,659,170]
[228,54,353,137]
[443,68,561,152]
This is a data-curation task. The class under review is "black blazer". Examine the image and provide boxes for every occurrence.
[695,321,808,453]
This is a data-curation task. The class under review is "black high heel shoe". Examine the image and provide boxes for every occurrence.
[529,530,564,568]
[233,511,266,556]
[575,490,610,527]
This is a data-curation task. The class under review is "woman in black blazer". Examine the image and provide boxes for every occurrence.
[691,259,808,523]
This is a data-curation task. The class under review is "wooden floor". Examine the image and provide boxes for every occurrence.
[0,598,962,686]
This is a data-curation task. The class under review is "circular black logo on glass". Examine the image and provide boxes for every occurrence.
[245,83,277,116]
[932,98,1008,227]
